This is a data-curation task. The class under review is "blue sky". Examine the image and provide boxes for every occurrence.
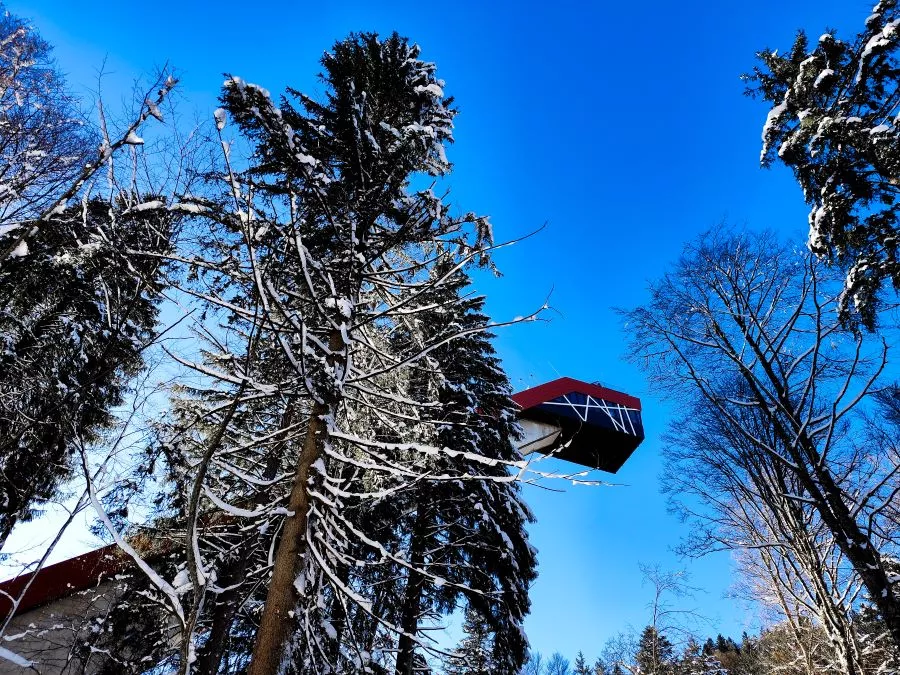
[12,0,878,663]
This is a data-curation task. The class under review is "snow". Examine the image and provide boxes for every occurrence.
[171,201,209,214]
[324,296,353,318]
[124,130,144,146]
[808,205,830,252]
[857,19,900,82]
[145,98,163,122]
[8,240,27,257]
[415,83,444,98]
[813,68,834,89]
[214,107,227,131]
[130,200,165,212]
[0,646,32,668]
[760,99,788,161]
[870,123,892,134]
[172,568,191,595]
[202,485,265,518]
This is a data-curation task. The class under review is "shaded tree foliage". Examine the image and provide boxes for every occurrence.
[0,199,171,549]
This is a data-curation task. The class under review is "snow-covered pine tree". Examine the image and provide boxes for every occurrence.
[635,626,676,675]
[102,31,540,675]
[0,198,172,550]
[390,259,536,675]
[748,0,900,327]
[0,5,179,556]
[676,639,727,675]
[216,33,502,675]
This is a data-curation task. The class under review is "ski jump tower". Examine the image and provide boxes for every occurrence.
[512,377,644,473]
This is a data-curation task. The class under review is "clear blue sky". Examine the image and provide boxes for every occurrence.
[14,0,876,663]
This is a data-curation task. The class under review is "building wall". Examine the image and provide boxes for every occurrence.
[0,580,118,675]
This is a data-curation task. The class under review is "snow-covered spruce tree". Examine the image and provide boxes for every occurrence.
[390,259,536,675]
[102,32,539,675]
[748,0,900,327]
[446,606,495,675]
[0,8,180,551]
[635,626,676,675]
[625,226,900,656]
[675,640,726,675]
[217,33,538,675]
[0,198,172,550]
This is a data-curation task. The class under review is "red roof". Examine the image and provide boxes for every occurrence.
[0,544,126,617]
[511,377,641,412]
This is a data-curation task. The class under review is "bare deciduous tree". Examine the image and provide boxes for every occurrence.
[626,227,900,660]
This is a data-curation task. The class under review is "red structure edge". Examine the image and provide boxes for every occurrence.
[511,377,641,412]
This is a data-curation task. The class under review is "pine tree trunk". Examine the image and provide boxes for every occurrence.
[394,491,428,675]
[246,400,326,675]
[194,400,297,675]
[247,331,342,675]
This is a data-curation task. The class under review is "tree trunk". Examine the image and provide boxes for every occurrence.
[194,401,297,675]
[247,330,342,675]
[247,400,326,675]
[394,490,428,675]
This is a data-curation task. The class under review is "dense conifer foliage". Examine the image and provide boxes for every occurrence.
[0,200,171,549]
[0,5,177,555]
[749,0,900,326]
